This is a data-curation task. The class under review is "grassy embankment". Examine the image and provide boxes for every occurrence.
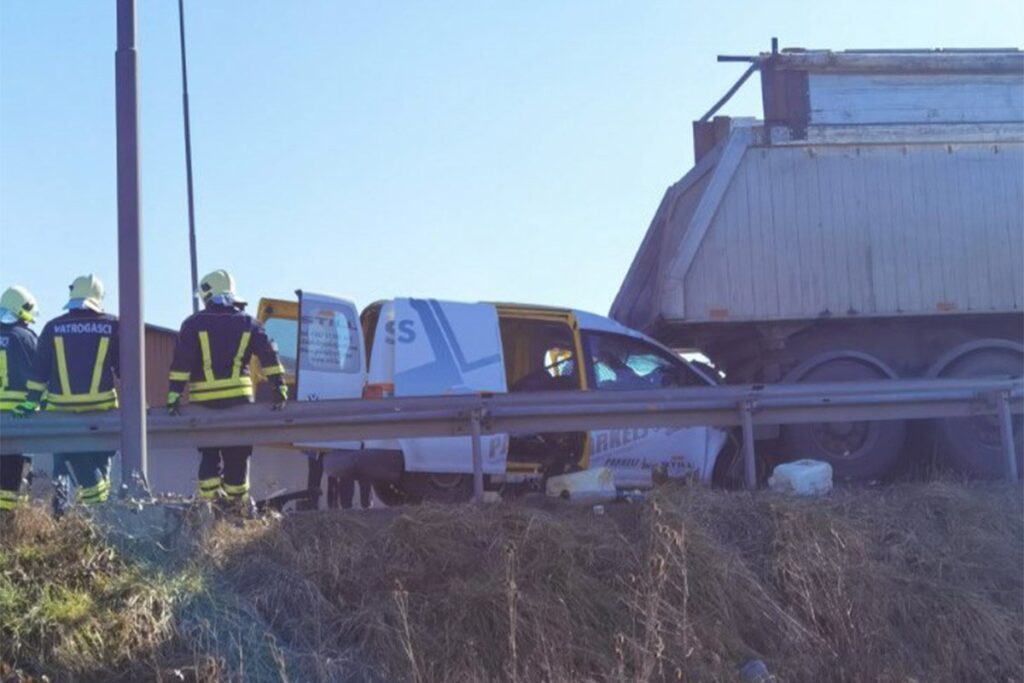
[1,481,1021,682]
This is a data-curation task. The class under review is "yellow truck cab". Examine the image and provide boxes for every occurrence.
[258,293,727,505]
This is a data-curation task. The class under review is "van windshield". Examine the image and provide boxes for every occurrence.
[583,332,689,390]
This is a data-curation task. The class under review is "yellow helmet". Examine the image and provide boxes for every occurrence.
[197,269,246,306]
[0,285,38,324]
[65,274,105,312]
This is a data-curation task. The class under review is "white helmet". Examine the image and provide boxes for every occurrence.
[64,274,105,312]
[197,269,247,307]
[0,285,38,324]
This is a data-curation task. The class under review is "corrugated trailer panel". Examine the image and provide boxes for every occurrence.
[676,141,1023,323]
[808,74,1024,126]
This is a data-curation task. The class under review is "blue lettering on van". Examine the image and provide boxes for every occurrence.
[385,319,418,345]
[591,428,654,455]
[398,320,415,343]
[394,299,502,395]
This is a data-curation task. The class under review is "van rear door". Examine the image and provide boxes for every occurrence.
[258,292,366,450]
[295,291,366,402]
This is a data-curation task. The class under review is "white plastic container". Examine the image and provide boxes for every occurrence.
[546,467,617,503]
[768,460,833,496]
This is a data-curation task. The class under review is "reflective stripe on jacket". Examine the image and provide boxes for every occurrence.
[27,310,120,412]
[27,309,119,411]
[168,304,285,407]
[0,322,38,411]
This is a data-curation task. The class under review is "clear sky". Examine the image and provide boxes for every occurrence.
[2,1,1021,329]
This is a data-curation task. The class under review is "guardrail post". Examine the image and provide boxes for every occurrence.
[740,400,758,490]
[998,391,1019,481]
[470,408,485,503]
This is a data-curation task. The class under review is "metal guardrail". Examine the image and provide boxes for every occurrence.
[1,378,1021,495]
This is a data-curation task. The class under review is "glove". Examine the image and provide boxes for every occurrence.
[167,391,182,416]
[272,383,288,410]
[11,400,39,418]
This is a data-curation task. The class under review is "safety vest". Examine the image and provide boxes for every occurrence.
[27,311,119,412]
[168,305,285,405]
[0,322,38,411]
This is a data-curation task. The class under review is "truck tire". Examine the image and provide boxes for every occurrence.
[930,341,1023,478]
[781,354,906,481]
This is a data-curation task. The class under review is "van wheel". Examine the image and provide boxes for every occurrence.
[400,473,474,504]
[372,482,410,507]
[375,473,473,505]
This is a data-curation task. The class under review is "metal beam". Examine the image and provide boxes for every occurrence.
[740,401,757,490]
[3,378,1020,456]
[177,0,200,314]
[115,0,148,495]
[470,409,484,503]
[699,62,759,123]
[998,391,1019,480]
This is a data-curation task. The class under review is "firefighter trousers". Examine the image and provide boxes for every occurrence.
[0,454,29,510]
[53,451,113,509]
[197,445,253,500]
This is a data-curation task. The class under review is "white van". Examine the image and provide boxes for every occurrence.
[255,293,729,504]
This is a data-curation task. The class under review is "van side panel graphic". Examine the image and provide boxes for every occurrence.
[393,299,509,474]
[394,299,503,397]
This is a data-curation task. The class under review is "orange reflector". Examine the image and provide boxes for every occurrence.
[936,301,957,312]
[362,383,394,399]
[709,308,730,320]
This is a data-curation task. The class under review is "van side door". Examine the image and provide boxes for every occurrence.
[381,298,509,475]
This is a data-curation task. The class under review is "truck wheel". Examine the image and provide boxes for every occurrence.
[782,355,906,481]
[930,343,1023,478]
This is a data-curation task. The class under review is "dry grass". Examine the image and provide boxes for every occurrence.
[1,481,1022,682]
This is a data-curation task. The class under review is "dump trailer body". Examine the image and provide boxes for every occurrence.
[612,48,1024,481]
[613,49,1024,345]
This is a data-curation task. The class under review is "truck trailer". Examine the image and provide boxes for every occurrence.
[611,46,1024,480]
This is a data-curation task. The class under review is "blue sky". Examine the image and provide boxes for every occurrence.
[2,1,1021,329]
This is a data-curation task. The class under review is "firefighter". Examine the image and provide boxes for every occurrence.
[1,286,40,512]
[16,275,119,513]
[166,269,287,511]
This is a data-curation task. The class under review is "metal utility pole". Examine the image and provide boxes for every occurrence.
[178,0,200,313]
[115,0,148,494]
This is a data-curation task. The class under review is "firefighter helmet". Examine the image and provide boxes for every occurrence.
[65,274,105,312]
[197,269,246,306]
[0,285,37,324]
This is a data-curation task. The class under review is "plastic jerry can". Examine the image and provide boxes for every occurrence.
[768,460,833,496]
[546,467,617,503]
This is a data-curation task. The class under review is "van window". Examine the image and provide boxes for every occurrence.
[500,318,580,392]
[263,316,298,376]
[300,306,361,374]
[583,332,692,391]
